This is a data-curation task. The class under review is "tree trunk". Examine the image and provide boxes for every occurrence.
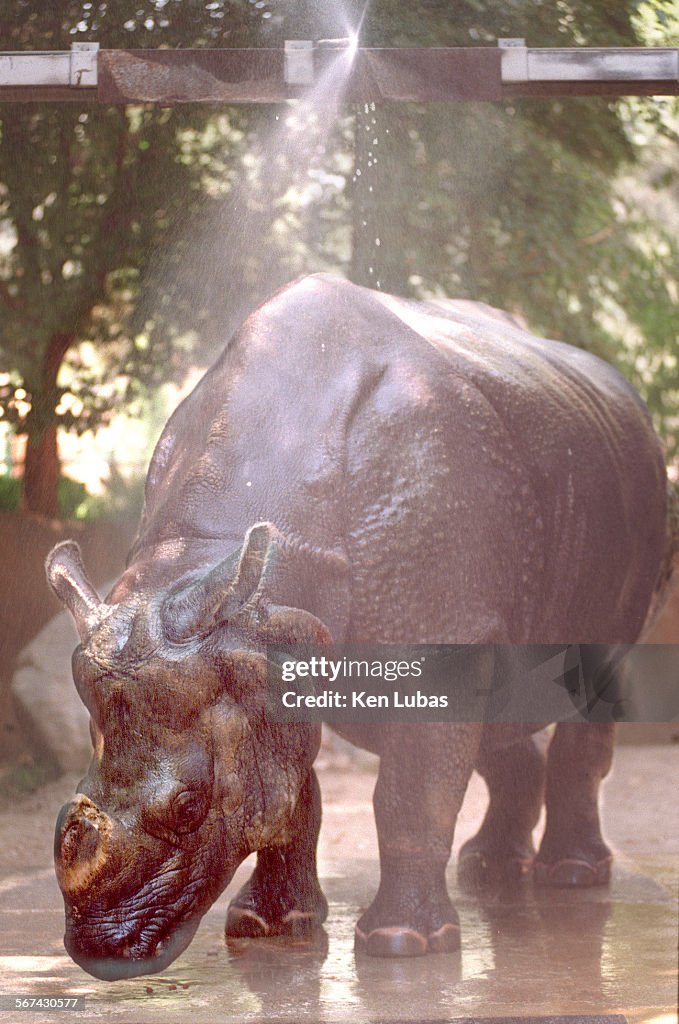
[22,423,60,519]
[20,331,74,519]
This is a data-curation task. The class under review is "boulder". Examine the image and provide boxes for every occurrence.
[11,584,115,775]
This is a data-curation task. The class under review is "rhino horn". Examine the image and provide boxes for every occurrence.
[46,541,103,643]
[163,523,279,643]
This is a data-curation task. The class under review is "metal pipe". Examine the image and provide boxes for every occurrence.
[0,42,98,88]
[0,43,677,104]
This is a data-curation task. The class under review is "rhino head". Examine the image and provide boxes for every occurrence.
[46,524,331,980]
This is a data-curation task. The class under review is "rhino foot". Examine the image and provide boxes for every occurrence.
[533,854,612,888]
[225,868,328,939]
[457,833,534,889]
[457,848,533,890]
[355,861,460,958]
[535,722,614,888]
[226,903,324,938]
[534,834,612,887]
[355,921,460,957]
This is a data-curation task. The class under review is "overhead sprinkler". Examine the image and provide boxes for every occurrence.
[317,37,357,49]
[284,36,359,86]
[2,39,678,104]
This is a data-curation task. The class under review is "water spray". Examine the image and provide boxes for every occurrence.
[283,36,359,86]
[317,38,357,49]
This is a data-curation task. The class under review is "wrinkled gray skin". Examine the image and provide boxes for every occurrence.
[47,274,668,979]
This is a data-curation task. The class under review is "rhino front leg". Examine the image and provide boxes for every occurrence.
[356,722,482,957]
[226,769,328,938]
[534,721,614,887]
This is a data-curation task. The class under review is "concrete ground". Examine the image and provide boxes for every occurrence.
[0,737,676,1024]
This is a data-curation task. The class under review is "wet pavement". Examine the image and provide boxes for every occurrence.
[0,742,676,1024]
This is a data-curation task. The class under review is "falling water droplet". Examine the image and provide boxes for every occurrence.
[375,237,381,246]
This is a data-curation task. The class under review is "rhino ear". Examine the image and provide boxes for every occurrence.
[163,523,280,642]
[256,604,334,648]
[231,522,278,605]
[46,541,103,643]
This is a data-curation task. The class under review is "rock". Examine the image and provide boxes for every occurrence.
[11,584,116,775]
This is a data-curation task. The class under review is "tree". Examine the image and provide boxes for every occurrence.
[1,0,677,518]
[338,1,679,463]
[0,1,272,517]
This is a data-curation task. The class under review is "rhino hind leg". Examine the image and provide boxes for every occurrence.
[225,770,328,939]
[457,731,547,888]
[534,722,614,887]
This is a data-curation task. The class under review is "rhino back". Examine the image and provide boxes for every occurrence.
[343,286,666,644]
[132,274,665,644]
[132,276,387,562]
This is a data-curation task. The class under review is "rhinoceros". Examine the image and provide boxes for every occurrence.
[47,274,668,980]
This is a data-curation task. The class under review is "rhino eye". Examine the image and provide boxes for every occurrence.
[168,790,208,834]
[142,788,209,844]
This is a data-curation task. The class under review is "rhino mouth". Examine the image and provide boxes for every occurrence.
[64,908,204,981]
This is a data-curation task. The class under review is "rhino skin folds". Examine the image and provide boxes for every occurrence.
[47,274,669,977]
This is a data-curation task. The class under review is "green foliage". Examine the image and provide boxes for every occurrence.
[0,476,20,511]
[0,467,146,519]
[0,474,84,516]
[0,97,249,433]
[70,468,146,522]
[0,473,93,518]
[0,1,268,471]
[336,1,679,464]
[5,0,276,50]
[56,476,89,519]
